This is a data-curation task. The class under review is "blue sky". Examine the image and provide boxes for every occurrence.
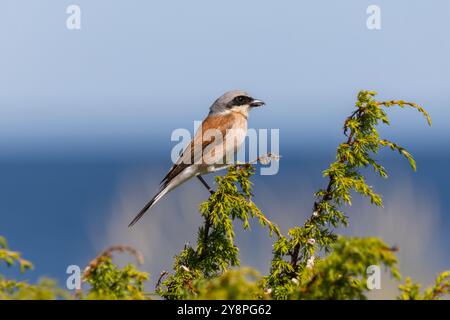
[1,1,449,156]
[0,1,449,297]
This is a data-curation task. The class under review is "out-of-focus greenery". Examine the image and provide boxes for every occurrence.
[0,277,70,300]
[0,236,32,272]
[0,236,69,300]
[82,247,149,300]
[1,91,448,300]
[191,268,264,300]
[286,237,400,300]
[398,271,450,300]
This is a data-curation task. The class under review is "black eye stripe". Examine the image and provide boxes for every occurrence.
[232,95,252,106]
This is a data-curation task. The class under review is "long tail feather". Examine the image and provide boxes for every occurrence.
[128,166,195,227]
[128,188,167,227]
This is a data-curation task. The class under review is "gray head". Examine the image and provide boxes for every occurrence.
[209,90,265,115]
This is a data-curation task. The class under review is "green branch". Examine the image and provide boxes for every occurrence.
[266,90,431,299]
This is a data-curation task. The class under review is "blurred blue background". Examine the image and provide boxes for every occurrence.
[1,1,449,298]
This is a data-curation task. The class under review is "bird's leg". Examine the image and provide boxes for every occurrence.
[196,175,214,195]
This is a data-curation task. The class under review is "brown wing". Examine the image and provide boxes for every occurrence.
[160,113,235,186]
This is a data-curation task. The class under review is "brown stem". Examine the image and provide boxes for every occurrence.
[155,271,168,291]
[289,108,362,269]
[196,176,214,257]
[202,214,212,248]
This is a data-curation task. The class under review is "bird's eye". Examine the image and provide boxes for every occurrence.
[234,96,248,105]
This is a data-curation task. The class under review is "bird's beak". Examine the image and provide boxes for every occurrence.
[250,99,265,107]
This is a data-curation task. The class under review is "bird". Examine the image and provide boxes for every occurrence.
[128,90,265,227]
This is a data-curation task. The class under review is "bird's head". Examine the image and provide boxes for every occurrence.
[209,90,265,116]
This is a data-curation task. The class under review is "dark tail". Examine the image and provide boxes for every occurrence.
[128,188,167,227]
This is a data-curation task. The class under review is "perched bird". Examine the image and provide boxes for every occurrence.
[128,90,265,227]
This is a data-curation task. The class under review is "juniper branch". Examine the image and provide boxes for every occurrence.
[196,175,215,252]
[267,91,431,296]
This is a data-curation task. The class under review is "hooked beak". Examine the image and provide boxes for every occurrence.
[250,99,265,108]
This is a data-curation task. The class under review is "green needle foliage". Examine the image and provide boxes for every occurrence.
[0,236,69,300]
[191,267,265,300]
[158,164,280,299]
[398,271,450,300]
[0,236,32,273]
[0,277,69,300]
[266,90,433,299]
[82,246,149,300]
[0,90,448,300]
[287,236,401,300]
